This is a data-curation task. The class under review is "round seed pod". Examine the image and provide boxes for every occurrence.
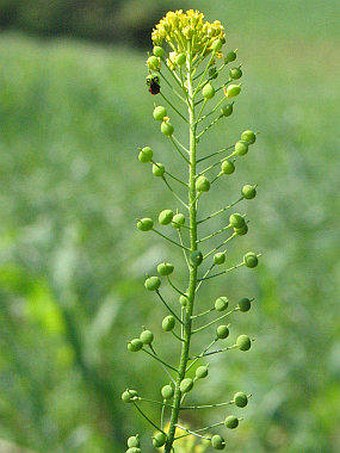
[234,140,249,156]
[229,67,242,80]
[244,252,259,268]
[153,46,165,58]
[195,365,209,379]
[216,325,229,339]
[136,218,153,231]
[236,334,251,351]
[121,389,138,403]
[127,435,140,448]
[211,434,225,450]
[138,146,153,163]
[162,315,175,332]
[215,296,229,312]
[172,213,186,229]
[157,262,174,276]
[161,120,174,137]
[127,338,143,352]
[225,50,237,63]
[234,224,248,236]
[229,213,245,229]
[234,391,248,408]
[180,378,194,393]
[202,83,215,99]
[152,432,167,448]
[238,297,251,312]
[179,295,188,307]
[190,250,203,266]
[226,84,241,98]
[212,38,223,51]
[147,56,160,71]
[242,184,257,199]
[158,209,174,225]
[176,53,186,65]
[221,159,235,175]
[214,252,226,265]
[126,448,141,453]
[241,129,256,144]
[161,384,174,399]
[140,330,154,345]
[152,162,165,177]
[144,276,161,291]
[196,175,210,192]
[153,106,167,121]
[224,415,239,429]
[221,103,233,117]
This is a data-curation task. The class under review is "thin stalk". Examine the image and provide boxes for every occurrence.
[160,92,188,123]
[161,176,189,210]
[133,402,165,434]
[141,348,178,373]
[155,291,183,324]
[197,145,234,164]
[169,137,191,164]
[152,228,190,251]
[192,311,235,334]
[198,196,243,224]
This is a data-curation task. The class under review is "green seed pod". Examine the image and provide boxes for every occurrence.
[196,175,210,192]
[180,378,194,393]
[216,324,229,339]
[158,209,174,225]
[225,50,237,63]
[224,415,239,429]
[241,129,256,144]
[138,146,153,163]
[211,434,225,450]
[242,184,257,199]
[234,391,248,408]
[221,103,233,117]
[157,262,174,276]
[147,55,160,71]
[176,53,186,65]
[179,295,188,307]
[140,329,154,345]
[126,448,141,453]
[127,435,140,448]
[236,334,251,351]
[136,218,154,232]
[195,365,209,379]
[153,46,165,58]
[144,276,161,291]
[127,338,143,352]
[172,213,186,229]
[234,140,249,156]
[215,296,229,312]
[161,120,174,137]
[152,162,165,177]
[226,84,241,98]
[238,297,251,312]
[214,252,226,265]
[162,315,175,332]
[244,252,259,268]
[190,250,203,266]
[221,159,235,175]
[153,106,167,121]
[161,384,174,399]
[152,432,167,448]
[202,83,215,99]
[121,389,138,403]
[212,38,223,51]
[229,213,245,229]
[234,224,248,236]
[229,67,242,80]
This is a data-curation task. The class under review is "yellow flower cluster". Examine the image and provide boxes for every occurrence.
[152,9,226,58]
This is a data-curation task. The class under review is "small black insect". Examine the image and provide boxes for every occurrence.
[146,73,161,95]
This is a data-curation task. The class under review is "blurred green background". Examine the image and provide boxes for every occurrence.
[0,0,339,451]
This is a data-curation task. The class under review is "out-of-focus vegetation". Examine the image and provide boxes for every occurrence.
[0,0,339,452]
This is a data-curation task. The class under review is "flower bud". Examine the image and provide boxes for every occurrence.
[176,53,186,65]
[126,448,141,453]
[225,50,237,63]
[221,159,235,175]
[234,391,248,407]
[225,84,241,98]
[221,103,233,117]
[211,434,225,450]
[152,162,165,177]
[234,224,248,236]
[242,184,257,199]
[179,295,188,307]
[216,324,229,339]
[229,67,242,80]
[152,432,167,448]
[214,252,226,265]
[161,384,174,399]
[157,262,174,276]
[158,209,174,225]
[234,140,248,156]
[224,415,239,429]
[229,213,245,229]
[196,175,210,192]
[147,55,160,71]
[127,435,140,448]
[190,250,203,266]
[136,218,153,231]
[153,46,165,58]
[172,213,185,229]
[202,83,215,99]
[241,129,256,144]
[212,38,223,51]
[162,315,175,332]
[153,106,167,121]
[140,329,154,345]
[161,120,174,136]
[180,377,194,393]
[127,338,143,352]
[138,146,153,163]
[121,389,138,403]
[238,297,251,312]
[195,365,209,379]
[215,296,229,312]
[144,276,161,291]
[244,252,258,268]
[236,334,251,351]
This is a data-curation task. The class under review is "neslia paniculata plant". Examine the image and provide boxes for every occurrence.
[122,10,261,452]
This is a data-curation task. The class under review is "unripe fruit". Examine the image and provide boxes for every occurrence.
[214,252,226,265]
[196,175,210,192]
[127,435,140,448]
[161,385,174,399]
[172,213,185,228]
[241,129,256,144]
[195,365,209,379]
[121,389,138,403]
[138,146,153,163]
[244,252,258,268]
[180,378,194,393]
[153,46,165,58]
[179,295,188,307]
[229,213,245,229]
[202,83,215,99]
[190,250,203,266]
[176,53,186,65]
[157,262,174,276]
[140,330,154,345]
[221,103,233,117]
[152,162,165,177]
[226,84,241,98]
[127,338,143,352]
[152,432,167,448]
[211,434,225,450]
[221,159,235,175]
[234,224,248,236]
[126,448,141,453]
[136,218,153,231]
[225,50,237,63]
[242,184,257,199]
[215,296,229,312]
[162,315,175,332]
[153,106,167,121]
[212,38,223,51]
[216,325,229,339]
[234,140,249,156]
[147,55,160,71]
[224,415,239,429]
[236,334,251,351]
[238,297,251,312]
[161,120,174,137]
[229,67,242,79]
[158,209,174,225]
[144,276,161,291]
[234,391,248,407]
